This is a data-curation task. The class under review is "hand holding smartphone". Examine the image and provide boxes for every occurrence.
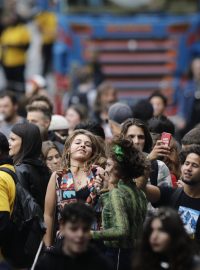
[161,132,172,147]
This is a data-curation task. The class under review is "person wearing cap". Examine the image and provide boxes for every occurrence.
[108,102,133,136]
[49,114,69,145]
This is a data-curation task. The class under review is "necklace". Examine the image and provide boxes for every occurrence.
[71,169,88,189]
[74,175,88,190]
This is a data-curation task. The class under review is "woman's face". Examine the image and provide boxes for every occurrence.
[46,148,61,172]
[8,132,22,157]
[150,96,165,117]
[126,125,145,151]
[65,108,81,130]
[149,218,171,253]
[70,134,92,162]
[105,158,119,186]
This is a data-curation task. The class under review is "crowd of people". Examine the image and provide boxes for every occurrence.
[0,78,200,270]
[2,3,200,270]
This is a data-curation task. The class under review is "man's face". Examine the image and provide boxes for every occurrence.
[181,153,200,185]
[126,125,145,151]
[101,89,117,106]
[27,111,50,130]
[0,96,16,121]
[62,221,91,256]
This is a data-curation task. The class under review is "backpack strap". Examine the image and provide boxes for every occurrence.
[169,188,183,208]
[149,160,158,186]
[0,167,18,184]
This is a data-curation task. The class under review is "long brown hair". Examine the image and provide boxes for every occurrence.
[133,207,197,270]
[121,118,153,153]
[61,129,106,170]
[42,140,61,160]
[93,82,117,112]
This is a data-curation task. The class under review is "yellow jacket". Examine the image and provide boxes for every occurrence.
[1,24,30,67]
[35,11,57,44]
[0,164,16,215]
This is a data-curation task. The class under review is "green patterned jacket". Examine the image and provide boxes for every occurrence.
[92,180,147,248]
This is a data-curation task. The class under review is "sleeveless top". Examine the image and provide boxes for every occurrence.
[56,169,96,220]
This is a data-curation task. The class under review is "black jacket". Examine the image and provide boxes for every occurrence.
[35,245,113,270]
[1,163,47,269]
[15,162,50,210]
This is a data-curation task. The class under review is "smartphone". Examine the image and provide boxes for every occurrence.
[161,132,172,146]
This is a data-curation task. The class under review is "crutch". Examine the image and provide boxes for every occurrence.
[31,241,43,270]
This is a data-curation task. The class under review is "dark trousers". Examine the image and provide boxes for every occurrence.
[2,65,25,94]
[42,43,53,76]
[105,247,133,270]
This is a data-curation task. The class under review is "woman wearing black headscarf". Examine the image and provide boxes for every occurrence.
[8,122,50,210]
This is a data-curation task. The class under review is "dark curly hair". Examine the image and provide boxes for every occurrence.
[108,136,149,181]
[179,144,200,165]
[133,207,197,270]
[61,202,95,226]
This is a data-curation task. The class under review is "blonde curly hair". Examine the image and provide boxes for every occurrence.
[61,129,106,170]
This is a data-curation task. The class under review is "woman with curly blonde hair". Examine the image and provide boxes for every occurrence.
[43,129,106,248]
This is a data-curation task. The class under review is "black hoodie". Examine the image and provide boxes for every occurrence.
[35,245,113,270]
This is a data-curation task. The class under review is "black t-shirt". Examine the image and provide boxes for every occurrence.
[153,187,200,240]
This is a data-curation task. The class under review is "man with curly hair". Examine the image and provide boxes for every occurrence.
[138,144,200,242]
